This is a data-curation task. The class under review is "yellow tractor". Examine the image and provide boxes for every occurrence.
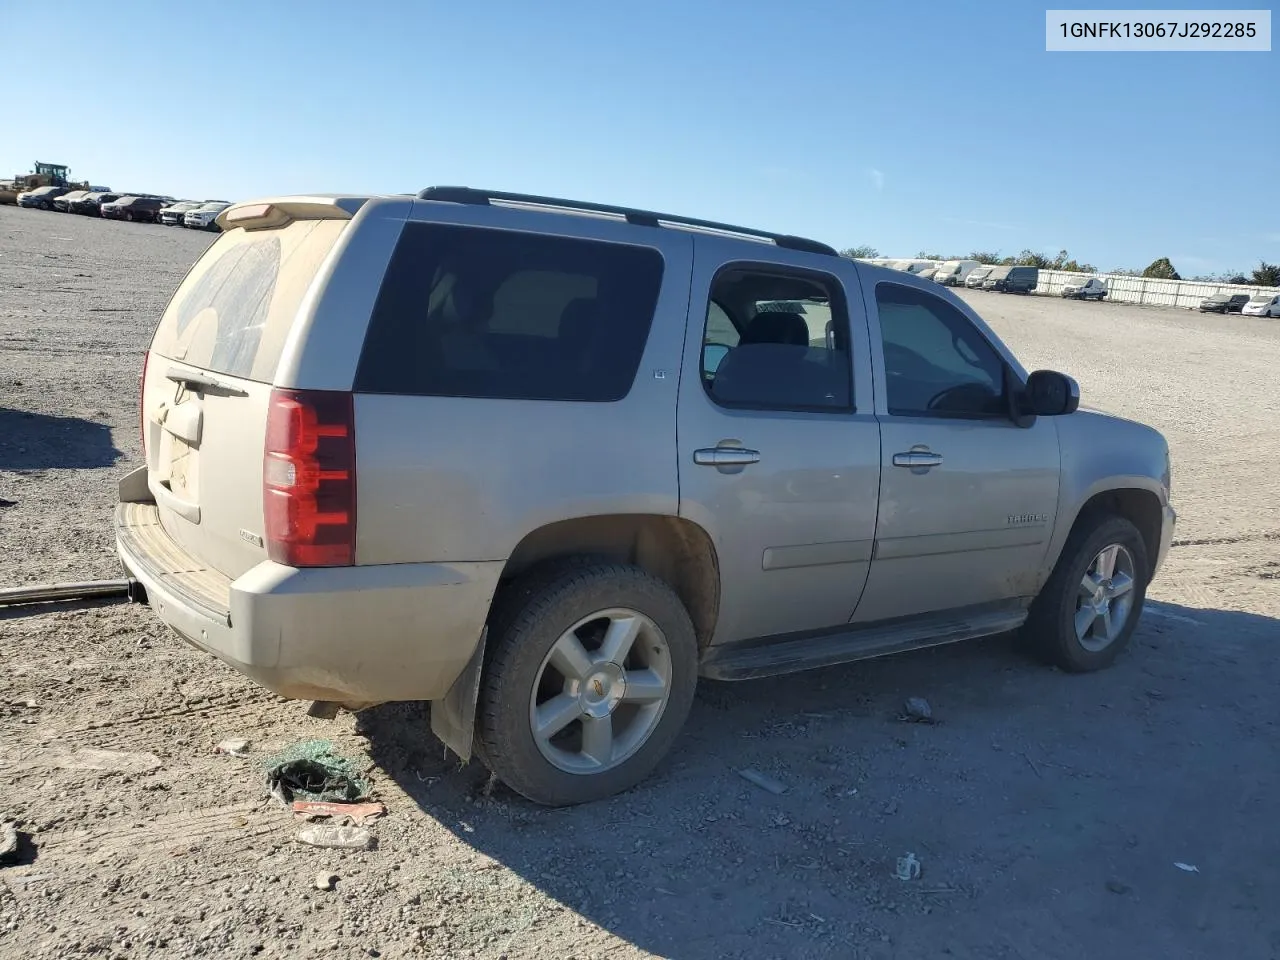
[0,162,88,205]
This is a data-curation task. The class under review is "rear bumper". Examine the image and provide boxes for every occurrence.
[115,496,502,707]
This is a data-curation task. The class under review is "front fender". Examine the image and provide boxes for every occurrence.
[1039,411,1171,582]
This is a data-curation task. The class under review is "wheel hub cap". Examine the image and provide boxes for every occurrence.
[1074,544,1137,653]
[578,662,625,719]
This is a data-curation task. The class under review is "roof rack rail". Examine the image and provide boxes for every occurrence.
[416,186,837,257]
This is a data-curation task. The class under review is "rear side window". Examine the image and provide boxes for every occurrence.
[150,219,347,382]
[354,222,664,402]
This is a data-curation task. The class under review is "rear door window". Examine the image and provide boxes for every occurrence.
[149,219,347,382]
[354,222,665,402]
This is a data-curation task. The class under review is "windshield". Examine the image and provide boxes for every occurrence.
[1248,295,1271,303]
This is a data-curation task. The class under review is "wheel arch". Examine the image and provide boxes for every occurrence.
[429,513,721,763]
[499,514,721,650]
[1056,485,1164,581]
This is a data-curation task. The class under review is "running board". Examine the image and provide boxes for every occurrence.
[699,605,1028,681]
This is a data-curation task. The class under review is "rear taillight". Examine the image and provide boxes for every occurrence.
[263,389,356,567]
[139,350,149,454]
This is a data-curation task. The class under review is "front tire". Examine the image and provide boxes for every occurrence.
[1025,515,1149,672]
[476,560,698,806]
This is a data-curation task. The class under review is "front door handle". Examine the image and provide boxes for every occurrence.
[694,447,761,467]
[892,450,944,469]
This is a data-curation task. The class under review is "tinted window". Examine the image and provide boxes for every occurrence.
[875,283,1006,418]
[701,267,852,411]
[149,219,348,381]
[355,223,664,402]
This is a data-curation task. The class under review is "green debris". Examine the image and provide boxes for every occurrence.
[262,739,371,804]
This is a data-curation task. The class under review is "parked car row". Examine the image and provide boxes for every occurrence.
[15,185,231,231]
[1197,292,1280,316]
[873,258,1042,293]
[960,264,1041,293]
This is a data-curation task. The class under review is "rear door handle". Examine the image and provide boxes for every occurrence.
[694,447,761,467]
[892,451,944,468]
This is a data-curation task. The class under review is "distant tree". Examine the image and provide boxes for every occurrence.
[968,251,1002,264]
[1013,249,1053,268]
[1252,260,1280,286]
[1142,257,1182,280]
[916,251,952,261]
[1109,267,1142,276]
[1190,271,1250,284]
[840,245,880,259]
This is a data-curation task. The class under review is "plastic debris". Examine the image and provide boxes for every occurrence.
[0,822,19,865]
[893,852,922,881]
[901,697,935,723]
[737,767,788,795]
[215,738,250,757]
[263,740,371,805]
[59,748,162,774]
[296,825,375,851]
[1174,862,1200,873]
[314,872,338,891]
[292,800,386,825]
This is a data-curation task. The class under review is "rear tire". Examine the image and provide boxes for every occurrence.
[476,560,698,806]
[1025,515,1149,672]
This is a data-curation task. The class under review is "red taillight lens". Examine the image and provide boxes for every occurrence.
[263,389,356,567]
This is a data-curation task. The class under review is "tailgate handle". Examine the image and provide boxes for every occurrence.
[165,366,247,397]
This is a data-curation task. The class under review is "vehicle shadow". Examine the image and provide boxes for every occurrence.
[358,600,1280,960]
[0,408,121,471]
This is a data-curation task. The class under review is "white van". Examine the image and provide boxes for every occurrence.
[933,260,981,286]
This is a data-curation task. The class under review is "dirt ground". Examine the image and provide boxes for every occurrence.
[2,206,1278,960]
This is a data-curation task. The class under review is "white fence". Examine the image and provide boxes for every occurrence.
[1031,270,1280,309]
[862,258,1279,310]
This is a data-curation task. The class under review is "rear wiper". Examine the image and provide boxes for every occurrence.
[165,366,248,397]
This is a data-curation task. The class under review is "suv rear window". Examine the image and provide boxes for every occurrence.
[149,218,347,382]
[355,222,665,402]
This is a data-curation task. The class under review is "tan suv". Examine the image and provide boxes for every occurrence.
[116,188,1176,805]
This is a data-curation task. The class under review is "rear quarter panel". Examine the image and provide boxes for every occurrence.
[351,204,694,564]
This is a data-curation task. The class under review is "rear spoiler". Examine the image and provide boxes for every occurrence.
[216,195,369,231]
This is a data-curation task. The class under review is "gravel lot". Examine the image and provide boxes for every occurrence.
[2,205,1278,960]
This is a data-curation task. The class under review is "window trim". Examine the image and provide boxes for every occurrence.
[873,280,1016,422]
[699,260,857,415]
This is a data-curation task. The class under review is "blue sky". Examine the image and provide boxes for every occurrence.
[3,0,1276,275]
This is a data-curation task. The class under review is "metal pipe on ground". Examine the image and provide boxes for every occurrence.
[0,579,136,608]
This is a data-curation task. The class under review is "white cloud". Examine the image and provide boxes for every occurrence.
[867,168,885,191]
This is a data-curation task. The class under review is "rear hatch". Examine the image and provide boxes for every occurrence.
[142,210,351,581]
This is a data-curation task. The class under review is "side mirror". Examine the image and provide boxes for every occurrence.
[1024,370,1080,416]
[702,343,730,377]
